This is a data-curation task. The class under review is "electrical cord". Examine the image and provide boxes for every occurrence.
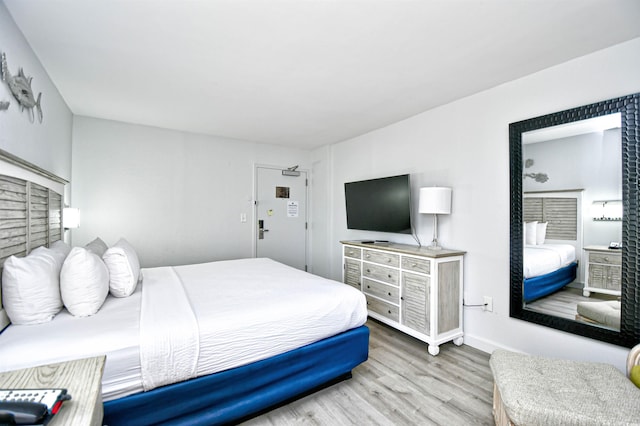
[463,303,489,308]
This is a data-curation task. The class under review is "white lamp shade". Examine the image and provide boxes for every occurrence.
[419,187,452,215]
[63,208,80,229]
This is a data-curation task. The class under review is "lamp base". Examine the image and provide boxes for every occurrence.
[428,243,444,251]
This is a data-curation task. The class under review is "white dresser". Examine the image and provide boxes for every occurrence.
[341,240,465,356]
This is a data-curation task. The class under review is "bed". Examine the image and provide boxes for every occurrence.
[523,244,578,302]
[0,157,369,425]
[522,191,582,302]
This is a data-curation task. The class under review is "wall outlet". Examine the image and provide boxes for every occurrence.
[240,213,247,223]
[483,296,493,312]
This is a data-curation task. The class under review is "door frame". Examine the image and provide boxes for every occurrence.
[253,163,310,270]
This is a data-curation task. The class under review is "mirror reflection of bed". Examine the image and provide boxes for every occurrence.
[521,115,622,331]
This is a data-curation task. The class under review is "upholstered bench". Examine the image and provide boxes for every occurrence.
[490,346,640,425]
[576,300,621,328]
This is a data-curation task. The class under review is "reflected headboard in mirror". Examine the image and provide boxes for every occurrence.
[510,93,640,347]
[0,149,67,331]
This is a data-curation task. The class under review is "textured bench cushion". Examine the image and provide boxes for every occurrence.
[490,349,640,426]
[577,300,620,328]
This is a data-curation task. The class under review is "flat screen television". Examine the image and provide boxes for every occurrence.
[344,174,412,234]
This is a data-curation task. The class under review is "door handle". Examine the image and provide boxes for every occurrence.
[258,220,269,239]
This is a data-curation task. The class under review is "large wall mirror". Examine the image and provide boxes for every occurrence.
[510,93,639,347]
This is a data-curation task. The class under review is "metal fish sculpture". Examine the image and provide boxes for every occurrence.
[1,53,43,123]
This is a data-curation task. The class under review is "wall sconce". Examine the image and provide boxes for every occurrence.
[591,200,622,221]
[63,207,80,229]
[419,187,452,250]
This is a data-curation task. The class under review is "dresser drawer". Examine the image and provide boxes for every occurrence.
[365,295,400,322]
[363,278,399,303]
[363,249,399,267]
[363,262,399,285]
[401,256,430,274]
[344,246,362,259]
[589,252,621,266]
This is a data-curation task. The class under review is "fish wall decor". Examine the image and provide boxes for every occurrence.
[1,53,43,123]
[0,101,9,111]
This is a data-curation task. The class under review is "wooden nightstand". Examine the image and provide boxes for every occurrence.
[0,356,105,426]
[583,245,622,297]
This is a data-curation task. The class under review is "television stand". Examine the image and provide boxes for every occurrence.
[341,240,465,356]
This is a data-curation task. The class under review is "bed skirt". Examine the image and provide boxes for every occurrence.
[523,262,578,303]
[103,325,370,425]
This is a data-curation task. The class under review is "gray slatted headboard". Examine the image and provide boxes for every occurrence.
[523,196,578,240]
[524,190,584,282]
[0,150,66,331]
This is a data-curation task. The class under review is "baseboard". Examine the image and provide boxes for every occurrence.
[463,334,524,355]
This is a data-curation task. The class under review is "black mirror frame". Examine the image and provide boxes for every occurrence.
[509,93,640,347]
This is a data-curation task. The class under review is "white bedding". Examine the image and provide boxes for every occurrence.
[0,258,367,401]
[523,244,576,278]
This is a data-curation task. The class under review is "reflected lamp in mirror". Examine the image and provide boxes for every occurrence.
[419,187,452,250]
[63,207,80,229]
[591,200,622,221]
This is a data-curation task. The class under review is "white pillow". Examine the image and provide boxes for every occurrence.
[524,221,538,245]
[32,244,67,274]
[103,238,141,297]
[85,237,109,257]
[536,222,548,245]
[2,250,63,325]
[50,240,71,259]
[60,247,109,317]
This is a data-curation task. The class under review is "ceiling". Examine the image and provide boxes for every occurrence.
[4,0,640,149]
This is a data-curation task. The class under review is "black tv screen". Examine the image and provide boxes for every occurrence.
[344,174,412,234]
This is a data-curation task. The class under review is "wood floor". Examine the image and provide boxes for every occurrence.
[526,287,620,329]
[242,319,494,426]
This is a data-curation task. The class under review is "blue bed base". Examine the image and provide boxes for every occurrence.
[523,262,578,303]
[103,325,369,425]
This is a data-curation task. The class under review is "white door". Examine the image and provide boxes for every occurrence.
[255,166,308,270]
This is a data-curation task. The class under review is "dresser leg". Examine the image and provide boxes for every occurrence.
[428,344,440,356]
[453,336,464,346]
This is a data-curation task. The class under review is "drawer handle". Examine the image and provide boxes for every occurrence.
[367,285,370,289]
[388,292,392,296]
[401,296,404,300]
[366,269,371,273]
[387,259,391,263]
[388,274,392,278]
[366,254,370,258]
[388,310,392,314]
[605,257,610,261]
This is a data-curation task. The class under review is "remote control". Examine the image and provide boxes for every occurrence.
[0,388,71,414]
[0,401,48,425]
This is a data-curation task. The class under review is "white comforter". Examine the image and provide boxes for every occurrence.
[0,258,367,400]
[523,244,576,278]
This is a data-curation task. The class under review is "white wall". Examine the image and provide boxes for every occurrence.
[71,116,312,268]
[320,37,640,371]
[0,3,72,181]
[524,129,622,247]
